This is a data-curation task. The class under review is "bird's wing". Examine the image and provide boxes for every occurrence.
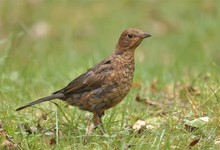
[53,57,113,95]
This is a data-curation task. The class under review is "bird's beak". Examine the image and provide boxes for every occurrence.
[140,33,151,39]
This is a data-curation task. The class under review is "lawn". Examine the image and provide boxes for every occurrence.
[0,0,220,149]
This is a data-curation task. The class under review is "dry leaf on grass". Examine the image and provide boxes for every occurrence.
[48,130,64,145]
[184,85,201,96]
[19,123,32,134]
[2,139,18,149]
[0,121,5,136]
[132,119,147,132]
[151,79,158,93]
[40,113,48,121]
[30,21,50,39]
[132,119,156,133]
[30,126,38,133]
[189,138,200,147]
[184,116,209,132]
[135,95,163,108]
[49,137,56,145]
[214,137,220,146]
[0,121,3,128]
[86,123,95,135]
[184,124,197,132]
[132,81,142,89]
[44,130,54,136]
[1,129,18,149]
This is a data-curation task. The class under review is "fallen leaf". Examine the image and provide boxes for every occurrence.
[0,128,6,136]
[135,95,163,108]
[203,73,211,81]
[30,21,50,39]
[132,119,146,132]
[189,138,200,147]
[30,126,38,133]
[49,137,56,145]
[184,116,209,132]
[2,140,14,148]
[184,124,197,132]
[132,81,142,89]
[185,117,209,128]
[151,79,158,93]
[36,123,47,133]
[146,124,154,130]
[86,123,95,135]
[44,131,54,136]
[214,137,220,145]
[198,116,209,122]
[58,130,64,138]
[0,121,3,128]
[184,85,201,96]
[20,123,32,134]
[40,113,48,120]
[148,109,167,116]
[2,137,18,149]
[37,123,46,133]
[124,144,135,149]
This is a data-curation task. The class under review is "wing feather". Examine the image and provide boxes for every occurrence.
[53,57,113,95]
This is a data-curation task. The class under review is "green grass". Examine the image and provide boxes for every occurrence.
[0,0,220,149]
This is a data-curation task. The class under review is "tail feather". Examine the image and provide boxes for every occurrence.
[16,93,64,111]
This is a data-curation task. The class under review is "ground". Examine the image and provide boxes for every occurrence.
[0,0,220,149]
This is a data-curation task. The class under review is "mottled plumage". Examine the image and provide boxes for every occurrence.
[16,28,151,130]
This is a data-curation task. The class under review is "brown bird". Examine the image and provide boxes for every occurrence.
[16,28,151,132]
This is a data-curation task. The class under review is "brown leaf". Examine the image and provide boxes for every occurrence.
[0,121,3,128]
[154,109,168,116]
[2,140,14,148]
[86,123,95,135]
[0,128,6,136]
[124,144,135,149]
[132,119,146,132]
[151,79,158,93]
[2,139,18,149]
[37,123,46,133]
[40,113,48,120]
[49,137,56,145]
[214,137,220,145]
[184,124,197,132]
[20,123,32,134]
[36,112,52,125]
[58,130,64,138]
[0,124,19,149]
[189,138,200,147]
[30,126,38,133]
[135,95,163,108]
[184,85,201,96]
[30,21,50,39]
[203,73,211,81]
[132,81,142,89]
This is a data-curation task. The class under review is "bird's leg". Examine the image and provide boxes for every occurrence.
[86,112,105,135]
[94,112,105,134]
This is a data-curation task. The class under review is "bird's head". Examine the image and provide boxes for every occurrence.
[116,28,151,53]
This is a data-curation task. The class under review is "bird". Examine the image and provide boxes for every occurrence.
[16,28,151,133]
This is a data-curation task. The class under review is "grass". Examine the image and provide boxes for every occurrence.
[0,0,220,149]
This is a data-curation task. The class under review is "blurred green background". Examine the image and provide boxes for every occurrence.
[0,0,220,149]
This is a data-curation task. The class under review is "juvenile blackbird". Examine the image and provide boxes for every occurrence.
[16,28,151,130]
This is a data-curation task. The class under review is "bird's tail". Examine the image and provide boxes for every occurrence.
[16,93,64,111]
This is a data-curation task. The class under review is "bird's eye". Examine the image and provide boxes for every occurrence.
[128,34,133,38]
